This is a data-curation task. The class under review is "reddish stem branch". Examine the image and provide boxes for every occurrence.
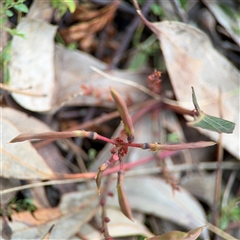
[58,150,177,180]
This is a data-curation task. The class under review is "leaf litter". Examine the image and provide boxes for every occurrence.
[1,0,240,239]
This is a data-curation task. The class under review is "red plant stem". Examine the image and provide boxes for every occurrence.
[59,150,177,180]
[104,150,177,175]
[95,133,143,148]
[96,134,116,144]
[100,175,113,240]
[118,154,123,170]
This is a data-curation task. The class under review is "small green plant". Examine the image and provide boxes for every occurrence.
[0,41,11,83]
[55,32,78,50]
[51,0,76,17]
[1,0,28,37]
[220,197,240,230]
[1,0,29,83]
[1,197,37,216]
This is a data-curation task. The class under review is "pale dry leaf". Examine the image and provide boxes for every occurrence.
[27,0,53,22]
[1,117,55,180]
[9,17,149,113]
[7,190,98,239]
[9,18,57,112]
[202,0,240,46]
[108,176,209,239]
[10,206,98,240]
[137,18,239,159]
[74,224,101,240]
[0,178,20,205]
[181,172,216,206]
[53,44,148,110]
[11,208,61,226]
[3,107,74,206]
[2,107,50,134]
[107,207,154,238]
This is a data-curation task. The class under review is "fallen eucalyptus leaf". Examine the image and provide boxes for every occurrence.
[6,190,98,239]
[41,225,54,240]
[146,225,205,240]
[134,7,240,159]
[107,208,154,238]
[202,0,240,46]
[1,107,55,180]
[9,18,57,112]
[109,176,209,239]
[9,18,149,113]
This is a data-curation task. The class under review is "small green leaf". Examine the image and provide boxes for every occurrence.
[188,112,235,134]
[5,28,25,38]
[128,51,148,70]
[95,170,102,195]
[13,4,29,13]
[6,10,14,17]
[188,87,235,134]
[0,17,8,25]
[4,67,10,83]
[64,0,76,13]
[151,3,164,17]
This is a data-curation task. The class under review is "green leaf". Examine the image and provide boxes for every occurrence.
[64,0,76,13]
[151,3,164,17]
[0,17,7,25]
[128,51,148,70]
[6,9,14,17]
[188,87,235,134]
[5,28,25,38]
[67,42,78,50]
[13,4,29,13]
[4,66,10,84]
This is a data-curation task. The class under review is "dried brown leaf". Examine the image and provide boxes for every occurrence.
[2,116,55,180]
[117,171,134,221]
[111,88,134,142]
[146,141,216,151]
[9,18,148,113]
[133,1,240,159]
[146,225,205,240]
[41,225,54,240]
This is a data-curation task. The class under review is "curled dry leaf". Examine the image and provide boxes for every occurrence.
[144,141,216,151]
[202,0,240,46]
[111,88,134,142]
[10,130,95,143]
[146,225,206,240]
[117,171,134,221]
[107,208,154,238]
[60,2,119,44]
[6,190,99,239]
[41,224,54,240]
[96,161,110,194]
[109,176,209,239]
[134,5,240,159]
